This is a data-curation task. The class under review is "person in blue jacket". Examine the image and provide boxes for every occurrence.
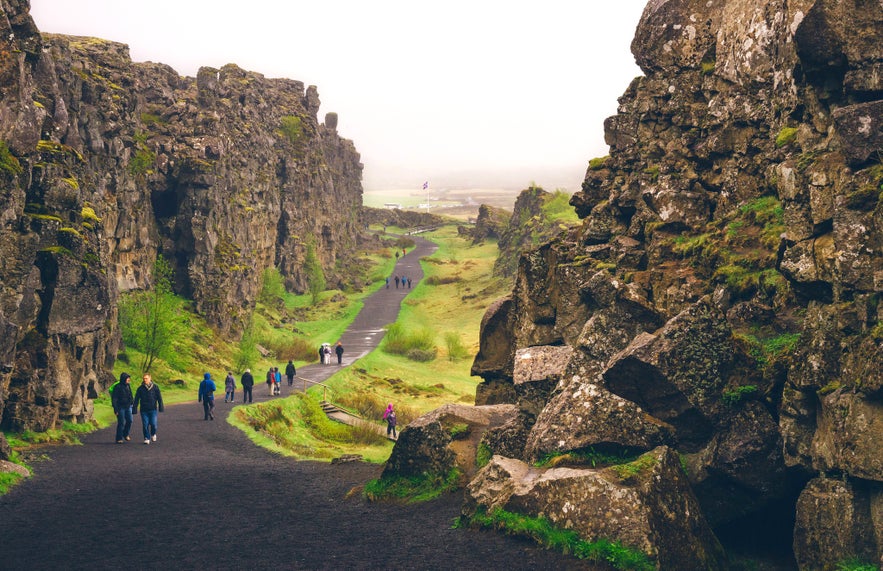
[198,372,217,420]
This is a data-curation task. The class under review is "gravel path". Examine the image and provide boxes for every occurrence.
[0,236,590,570]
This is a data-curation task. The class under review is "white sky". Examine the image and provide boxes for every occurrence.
[28,1,647,191]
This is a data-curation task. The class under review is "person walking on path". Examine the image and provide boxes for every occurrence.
[111,372,134,443]
[241,369,254,403]
[133,374,163,444]
[198,373,217,420]
[323,345,332,365]
[394,275,400,289]
[335,342,344,365]
[224,371,236,403]
[382,403,398,439]
[317,345,324,364]
[274,367,282,395]
[285,360,296,386]
[266,368,275,396]
[385,277,389,289]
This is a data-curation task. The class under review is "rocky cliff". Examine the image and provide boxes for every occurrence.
[388,0,883,567]
[0,0,365,431]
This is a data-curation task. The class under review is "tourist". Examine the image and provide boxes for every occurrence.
[224,371,236,403]
[285,360,296,386]
[335,341,344,365]
[266,368,274,396]
[198,372,216,420]
[111,372,134,444]
[385,277,389,289]
[394,275,400,289]
[241,368,254,403]
[132,374,163,444]
[407,277,412,288]
[382,403,398,439]
[274,367,282,395]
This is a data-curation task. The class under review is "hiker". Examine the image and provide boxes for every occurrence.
[402,248,406,257]
[266,368,275,396]
[324,345,332,365]
[285,360,296,386]
[133,374,163,444]
[394,275,400,289]
[335,341,344,365]
[198,372,217,420]
[274,367,282,395]
[407,277,412,288]
[382,403,398,438]
[318,345,324,364]
[385,277,389,289]
[395,251,400,261]
[111,372,134,443]
[241,368,254,403]
[224,371,236,403]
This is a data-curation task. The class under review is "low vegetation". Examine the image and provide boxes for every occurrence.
[363,467,461,503]
[459,507,654,571]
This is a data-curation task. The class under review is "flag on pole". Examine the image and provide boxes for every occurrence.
[422,181,429,190]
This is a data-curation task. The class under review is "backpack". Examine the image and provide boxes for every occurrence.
[108,380,120,403]
[387,411,396,425]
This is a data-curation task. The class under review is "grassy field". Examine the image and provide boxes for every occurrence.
[232,225,509,462]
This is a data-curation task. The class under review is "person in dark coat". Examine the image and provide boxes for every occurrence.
[112,372,134,443]
[132,374,164,444]
[285,360,296,386]
[240,369,254,403]
[224,371,236,403]
[266,368,275,396]
[318,345,324,364]
[335,342,344,365]
[198,372,216,420]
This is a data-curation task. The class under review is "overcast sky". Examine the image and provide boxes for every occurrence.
[29,1,647,191]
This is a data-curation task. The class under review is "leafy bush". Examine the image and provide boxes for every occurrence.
[279,115,303,145]
[383,323,436,360]
[258,267,286,309]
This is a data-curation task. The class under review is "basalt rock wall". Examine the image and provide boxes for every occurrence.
[0,0,364,430]
[464,0,882,566]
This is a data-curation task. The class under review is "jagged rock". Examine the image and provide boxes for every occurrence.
[524,379,675,463]
[0,3,365,430]
[0,432,11,461]
[381,404,518,482]
[686,401,789,526]
[463,447,727,570]
[793,477,883,570]
[811,389,883,482]
[469,204,510,244]
[472,298,516,405]
[602,299,738,451]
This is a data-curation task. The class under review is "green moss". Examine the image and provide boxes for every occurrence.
[140,112,164,126]
[81,206,101,223]
[27,213,63,223]
[279,115,303,145]
[61,177,79,190]
[461,507,654,571]
[448,423,470,439]
[36,139,84,161]
[845,185,881,211]
[588,155,610,171]
[476,442,492,468]
[700,59,715,75]
[818,381,842,396]
[775,127,798,148]
[536,447,642,469]
[128,147,156,176]
[59,227,82,238]
[0,140,23,175]
[39,246,74,257]
[722,385,758,406]
[643,165,660,182]
[610,454,658,483]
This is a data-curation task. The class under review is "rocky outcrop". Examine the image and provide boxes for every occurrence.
[390,0,883,566]
[0,2,365,430]
[463,447,727,570]
[464,203,509,244]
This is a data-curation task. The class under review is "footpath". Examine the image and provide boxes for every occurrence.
[0,235,583,571]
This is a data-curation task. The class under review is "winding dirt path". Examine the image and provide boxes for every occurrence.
[0,237,587,570]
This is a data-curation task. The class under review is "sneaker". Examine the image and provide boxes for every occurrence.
[116,440,123,444]
[144,439,150,445]
[151,434,157,442]
[125,436,131,441]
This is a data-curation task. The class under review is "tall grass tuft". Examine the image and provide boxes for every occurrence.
[383,323,436,361]
[444,331,470,361]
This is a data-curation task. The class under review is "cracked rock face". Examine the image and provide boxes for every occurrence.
[0,3,364,430]
[384,0,883,566]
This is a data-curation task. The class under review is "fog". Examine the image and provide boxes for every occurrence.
[29,1,647,191]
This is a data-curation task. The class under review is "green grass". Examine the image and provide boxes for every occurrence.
[461,507,654,571]
[363,467,461,503]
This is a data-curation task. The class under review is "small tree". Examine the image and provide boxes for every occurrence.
[304,241,326,304]
[118,254,180,373]
[234,314,260,372]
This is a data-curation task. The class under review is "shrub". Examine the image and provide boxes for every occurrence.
[279,115,303,145]
[406,347,437,362]
[258,267,286,309]
[444,331,470,361]
[383,323,436,358]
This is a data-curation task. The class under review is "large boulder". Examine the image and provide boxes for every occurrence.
[793,477,883,570]
[381,404,519,482]
[463,446,727,570]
